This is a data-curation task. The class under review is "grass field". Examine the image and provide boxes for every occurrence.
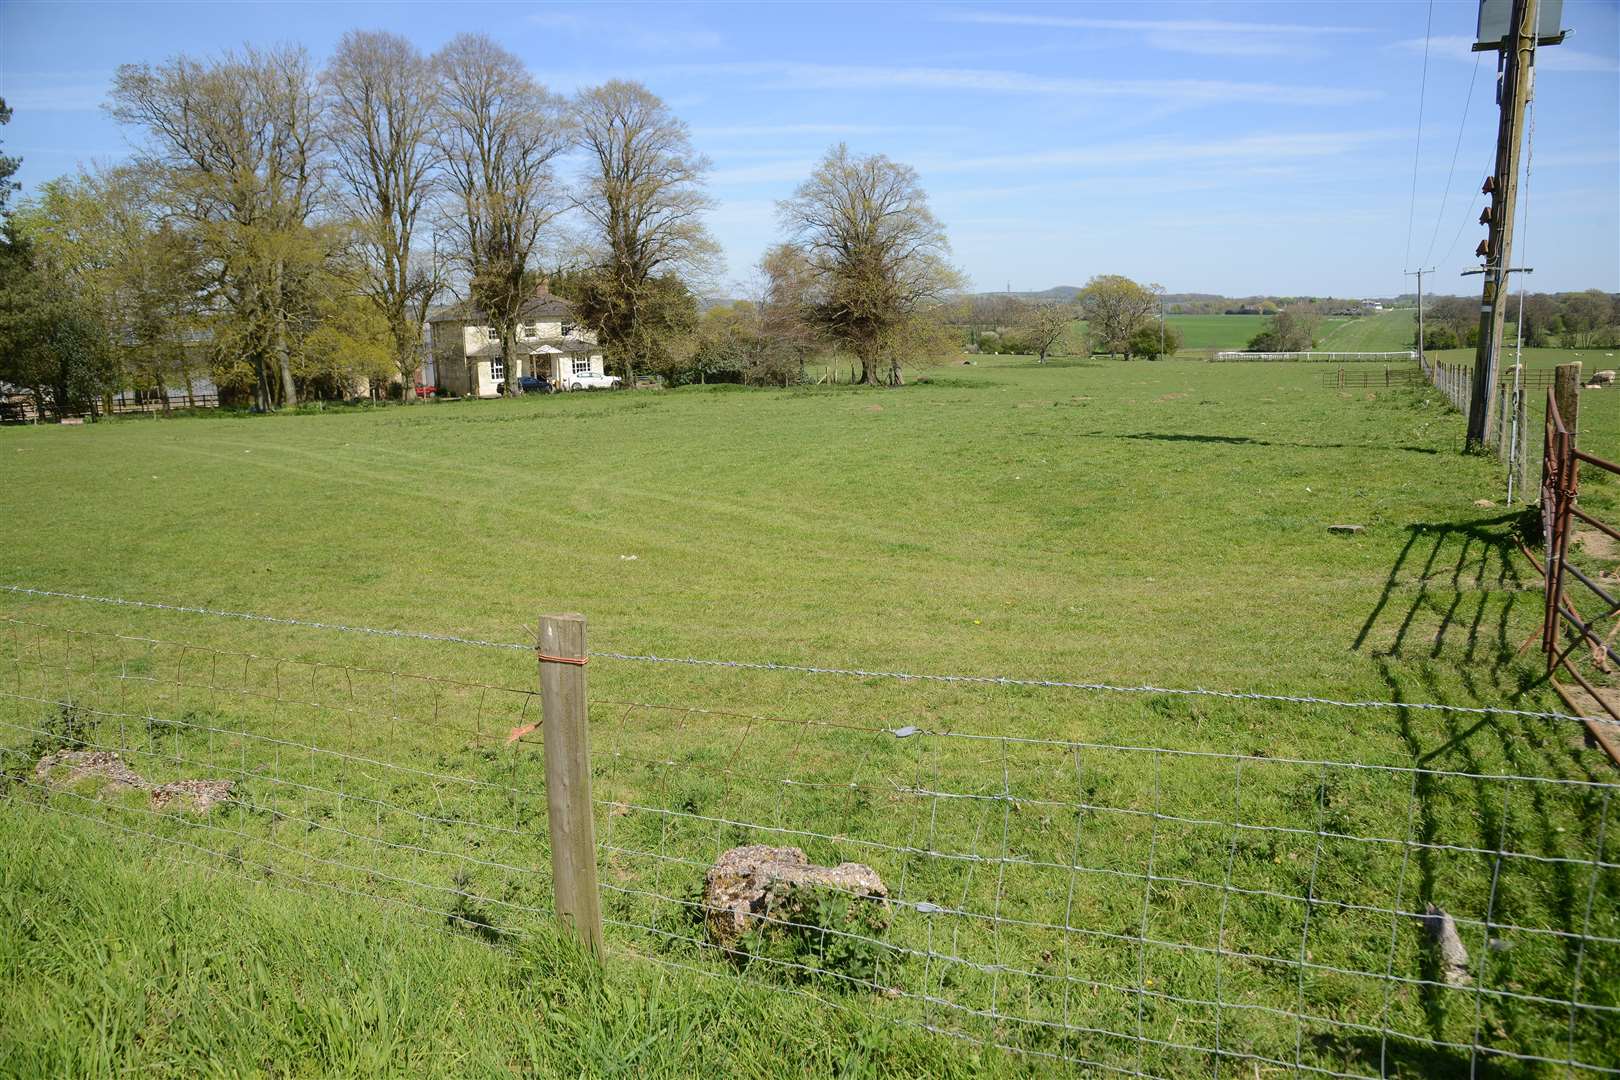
[1063,311,1415,357]
[2,356,1616,1076]
[1316,310,1418,353]
[1164,314,1268,349]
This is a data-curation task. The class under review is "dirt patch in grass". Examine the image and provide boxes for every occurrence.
[33,749,234,813]
[1573,528,1618,560]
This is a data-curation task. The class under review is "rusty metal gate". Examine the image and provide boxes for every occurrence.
[1525,383,1620,760]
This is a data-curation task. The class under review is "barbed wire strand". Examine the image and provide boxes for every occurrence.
[0,584,1605,724]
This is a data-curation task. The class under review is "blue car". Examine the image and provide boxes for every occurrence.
[517,375,554,394]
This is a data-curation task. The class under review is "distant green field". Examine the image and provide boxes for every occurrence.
[1316,308,1417,352]
[1163,314,1267,349]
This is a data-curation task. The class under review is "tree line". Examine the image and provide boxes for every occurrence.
[943,274,1182,362]
[0,32,965,417]
[1415,291,1620,351]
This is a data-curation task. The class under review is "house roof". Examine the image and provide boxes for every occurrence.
[427,291,576,324]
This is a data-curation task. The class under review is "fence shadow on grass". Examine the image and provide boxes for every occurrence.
[1346,513,1617,1073]
[1365,653,1616,1077]
[1352,515,1536,670]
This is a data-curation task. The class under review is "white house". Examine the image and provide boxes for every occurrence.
[427,288,607,397]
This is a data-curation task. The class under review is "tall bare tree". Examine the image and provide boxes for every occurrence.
[756,242,818,366]
[777,144,961,385]
[432,34,567,396]
[570,81,718,383]
[112,47,326,409]
[324,30,441,400]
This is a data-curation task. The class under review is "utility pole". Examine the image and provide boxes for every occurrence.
[1466,0,1553,450]
[1155,284,1166,359]
[1406,267,1434,366]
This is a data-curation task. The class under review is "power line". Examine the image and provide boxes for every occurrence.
[1422,49,1485,269]
[1403,0,1435,274]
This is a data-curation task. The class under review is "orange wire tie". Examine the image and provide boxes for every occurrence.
[535,652,589,666]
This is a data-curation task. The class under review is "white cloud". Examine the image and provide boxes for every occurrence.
[942,12,1366,35]
[694,122,962,139]
[943,11,1366,56]
[917,130,1404,176]
[702,129,1403,191]
[1138,32,1297,58]
[687,62,1378,107]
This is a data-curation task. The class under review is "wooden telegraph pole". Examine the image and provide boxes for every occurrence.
[1406,267,1434,366]
[1465,0,1563,449]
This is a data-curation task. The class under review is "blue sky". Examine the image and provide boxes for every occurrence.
[3,1,1617,297]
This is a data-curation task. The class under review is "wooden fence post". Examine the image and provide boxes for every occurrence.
[537,613,603,956]
[1494,375,1511,457]
[1554,362,1582,443]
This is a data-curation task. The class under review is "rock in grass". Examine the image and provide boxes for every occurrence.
[1422,903,1472,986]
[1327,524,1366,535]
[32,749,233,815]
[34,749,146,790]
[150,779,236,814]
[702,844,889,956]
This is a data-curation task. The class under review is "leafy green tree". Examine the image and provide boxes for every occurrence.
[1247,308,1321,352]
[0,227,118,417]
[1076,275,1158,358]
[13,167,208,407]
[1126,321,1182,360]
[556,267,699,383]
[682,304,752,385]
[297,287,396,400]
[1022,303,1074,361]
[112,47,329,410]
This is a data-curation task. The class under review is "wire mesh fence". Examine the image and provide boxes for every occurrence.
[1,616,556,940]
[3,608,1618,1077]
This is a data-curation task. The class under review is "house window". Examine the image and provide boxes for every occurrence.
[561,321,576,336]
[490,357,505,382]
[485,327,500,343]
[520,323,538,339]
[572,357,592,376]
